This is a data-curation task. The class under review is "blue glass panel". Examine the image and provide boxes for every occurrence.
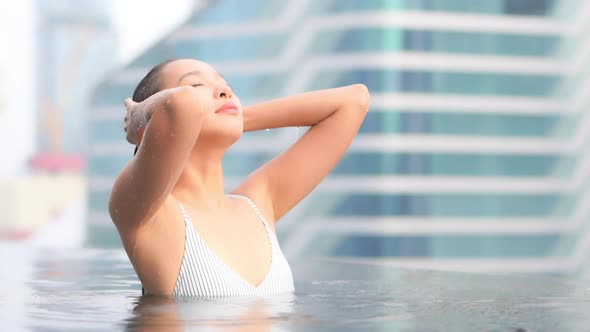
[91,120,126,142]
[89,156,131,176]
[331,194,569,217]
[310,28,558,57]
[329,234,563,258]
[172,35,283,62]
[187,0,285,25]
[89,190,110,212]
[312,0,556,16]
[361,111,563,136]
[334,153,568,176]
[92,83,134,106]
[309,70,560,97]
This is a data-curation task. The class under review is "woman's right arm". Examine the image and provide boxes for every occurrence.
[109,87,205,232]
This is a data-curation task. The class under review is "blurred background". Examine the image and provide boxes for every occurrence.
[3,0,590,278]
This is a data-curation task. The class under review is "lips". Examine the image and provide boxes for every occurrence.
[215,102,238,115]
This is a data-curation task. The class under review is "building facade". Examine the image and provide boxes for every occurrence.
[36,0,116,155]
[89,0,590,275]
[8,0,118,245]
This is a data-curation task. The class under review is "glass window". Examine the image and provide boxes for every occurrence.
[328,234,565,258]
[330,193,570,217]
[361,111,565,137]
[309,70,560,97]
[86,224,120,248]
[172,35,284,62]
[503,0,556,16]
[223,152,269,175]
[89,156,130,176]
[186,0,285,25]
[311,0,556,16]
[410,30,558,56]
[89,190,110,212]
[222,151,571,177]
[310,28,559,57]
[90,120,126,143]
[334,153,569,176]
[223,73,284,98]
[92,83,134,107]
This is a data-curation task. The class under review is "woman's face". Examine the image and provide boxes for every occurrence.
[159,59,243,147]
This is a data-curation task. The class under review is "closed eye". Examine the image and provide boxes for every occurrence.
[191,83,203,88]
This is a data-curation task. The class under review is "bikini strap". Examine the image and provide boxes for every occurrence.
[226,194,274,232]
[176,200,190,224]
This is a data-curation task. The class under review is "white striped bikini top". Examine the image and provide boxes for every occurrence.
[172,194,295,298]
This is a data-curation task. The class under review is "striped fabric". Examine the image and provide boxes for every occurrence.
[172,194,295,298]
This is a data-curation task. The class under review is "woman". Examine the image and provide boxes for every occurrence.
[109,58,370,297]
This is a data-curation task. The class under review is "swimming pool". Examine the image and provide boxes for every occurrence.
[1,243,590,331]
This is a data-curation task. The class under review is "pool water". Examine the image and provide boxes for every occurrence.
[2,243,590,331]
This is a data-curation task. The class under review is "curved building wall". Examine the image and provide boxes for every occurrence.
[89,0,590,275]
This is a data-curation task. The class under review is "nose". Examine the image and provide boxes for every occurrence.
[215,83,232,99]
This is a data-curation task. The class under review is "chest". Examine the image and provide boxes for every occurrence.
[186,203,274,287]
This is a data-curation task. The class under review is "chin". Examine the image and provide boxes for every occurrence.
[225,128,244,144]
[220,122,243,139]
[199,126,243,148]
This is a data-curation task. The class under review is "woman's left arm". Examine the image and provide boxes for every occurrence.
[233,84,370,224]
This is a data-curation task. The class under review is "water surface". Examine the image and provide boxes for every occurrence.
[1,244,590,331]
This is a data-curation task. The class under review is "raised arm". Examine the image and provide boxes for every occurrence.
[109,87,205,231]
[233,84,370,224]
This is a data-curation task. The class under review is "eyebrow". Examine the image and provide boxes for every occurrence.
[177,70,225,84]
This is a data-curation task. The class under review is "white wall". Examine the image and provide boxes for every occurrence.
[0,0,36,178]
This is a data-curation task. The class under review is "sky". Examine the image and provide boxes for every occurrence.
[112,0,195,64]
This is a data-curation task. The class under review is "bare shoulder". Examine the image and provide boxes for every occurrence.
[230,177,276,227]
[117,195,187,295]
[116,195,183,241]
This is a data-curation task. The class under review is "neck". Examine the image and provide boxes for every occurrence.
[172,145,227,212]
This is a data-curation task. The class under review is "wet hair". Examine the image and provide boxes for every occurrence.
[132,59,176,102]
[132,59,177,155]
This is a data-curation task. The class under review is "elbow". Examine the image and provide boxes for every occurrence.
[350,84,370,113]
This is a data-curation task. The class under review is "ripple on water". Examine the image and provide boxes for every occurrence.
[3,248,590,331]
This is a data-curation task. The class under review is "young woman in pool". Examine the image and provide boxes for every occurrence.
[109,58,370,297]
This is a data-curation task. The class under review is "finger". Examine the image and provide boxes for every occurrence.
[126,129,136,144]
